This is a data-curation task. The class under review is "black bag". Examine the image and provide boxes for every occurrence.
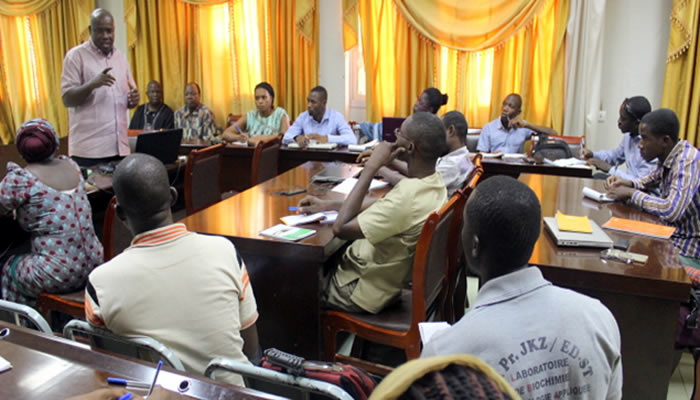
[532,135,572,160]
[676,289,700,349]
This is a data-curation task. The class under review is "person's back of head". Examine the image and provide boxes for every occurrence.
[423,88,449,114]
[623,96,652,123]
[370,355,520,400]
[404,112,450,163]
[442,111,468,145]
[463,176,541,281]
[112,153,174,234]
[641,108,680,141]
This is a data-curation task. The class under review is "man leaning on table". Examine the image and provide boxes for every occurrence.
[281,86,357,147]
[296,112,448,314]
[606,108,700,270]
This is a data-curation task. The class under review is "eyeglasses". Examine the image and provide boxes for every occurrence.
[623,98,642,122]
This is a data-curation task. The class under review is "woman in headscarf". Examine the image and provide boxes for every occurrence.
[0,119,103,306]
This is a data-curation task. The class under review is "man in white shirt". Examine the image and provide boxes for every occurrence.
[361,111,474,196]
[423,176,622,400]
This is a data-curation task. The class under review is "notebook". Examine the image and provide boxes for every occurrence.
[134,128,183,164]
[602,217,676,239]
[260,224,316,241]
[544,217,613,248]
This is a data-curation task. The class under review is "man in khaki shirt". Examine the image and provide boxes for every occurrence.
[299,112,449,314]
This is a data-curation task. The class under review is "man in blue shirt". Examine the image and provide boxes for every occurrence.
[476,93,557,153]
[282,86,356,147]
[582,96,656,179]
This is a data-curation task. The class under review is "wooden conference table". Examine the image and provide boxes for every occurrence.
[180,161,387,359]
[520,174,691,400]
[0,322,281,400]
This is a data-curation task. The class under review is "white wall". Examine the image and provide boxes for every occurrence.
[318,0,347,115]
[591,0,672,151]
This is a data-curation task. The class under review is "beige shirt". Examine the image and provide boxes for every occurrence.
[335,172,448,313]
[86,224,257,386]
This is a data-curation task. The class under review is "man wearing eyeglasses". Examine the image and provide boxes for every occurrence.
[581,96,656,179]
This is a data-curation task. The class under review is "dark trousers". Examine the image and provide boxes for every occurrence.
[71,155,123,168]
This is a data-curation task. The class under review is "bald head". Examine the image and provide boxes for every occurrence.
[113,154,173,226]
[89,8,115,56]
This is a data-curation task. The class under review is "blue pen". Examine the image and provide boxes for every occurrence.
[117,393,133,400]
[288,206,298,211]
[147,361,164,397]
[107,377,151,389]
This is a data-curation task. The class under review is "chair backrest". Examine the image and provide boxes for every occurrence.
[410,194,461,325]
[523,135,583,156]
[205,357,354,400]
[444,165,484,323]
[63,319,185,371]
[103,196,134,261]
[250,137,281,185]
[0,299,52,334]
[227,113,242,126]
[466,134,480,152]
[185,143,224,215]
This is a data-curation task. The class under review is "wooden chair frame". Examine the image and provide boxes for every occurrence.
[321,194,461,369]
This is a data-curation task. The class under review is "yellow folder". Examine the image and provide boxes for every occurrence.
[555,210,593,234]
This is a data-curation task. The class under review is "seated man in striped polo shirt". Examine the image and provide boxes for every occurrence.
[606,108,700,271]
[84,153,259,386]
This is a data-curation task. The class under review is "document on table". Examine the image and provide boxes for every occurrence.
[555,210,593,233]
[281,211,338,226]
[331,178,389,194]
[419,322,451,345]
[0,356,11,373]
[545,157,591,168]
[582,187,615,202]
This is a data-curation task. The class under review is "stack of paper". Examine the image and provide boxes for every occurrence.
[348,140,378,152]
[287,142,339,150]
[582,187,615,203]
[331,178,389,194]
[546,157,591,168]
[281,211,338,226]
[502,153,528,159]
[555,210,593,233]
[480,151,503,158]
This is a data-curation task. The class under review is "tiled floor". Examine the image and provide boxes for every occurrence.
[668,352,694,399]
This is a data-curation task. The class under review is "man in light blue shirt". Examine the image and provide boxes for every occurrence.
[582,96,656,180]
[282,86,356,147]
[476,93,557,153]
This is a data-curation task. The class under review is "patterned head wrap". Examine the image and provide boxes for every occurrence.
[16,119,59,162]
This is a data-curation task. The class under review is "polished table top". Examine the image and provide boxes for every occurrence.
[0,322,282,400]
[520,174,691,301]
[180,161,385,260]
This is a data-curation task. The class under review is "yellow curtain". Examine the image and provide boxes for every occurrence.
[0,0,92,144]
[126,0,317,127]
[0,0,56,16]
[661,0,700,147]
[358,0,567,132]
[343,0,358,51]
[261,0,318,119]
[393,0,547,52]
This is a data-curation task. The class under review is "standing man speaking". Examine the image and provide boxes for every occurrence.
[62,8,139,167]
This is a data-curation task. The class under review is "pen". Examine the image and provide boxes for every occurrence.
[147,361,164,397]
[117,393,133,400]
[288,206,298,211]
[107,377,151,389]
